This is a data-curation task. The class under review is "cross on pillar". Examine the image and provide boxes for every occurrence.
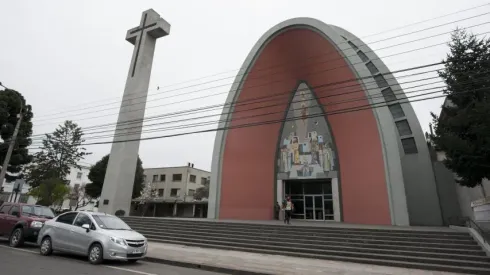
[126,10,170,78]
[98,9,170,216]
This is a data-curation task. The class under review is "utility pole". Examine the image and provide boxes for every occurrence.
[0,101,23,187]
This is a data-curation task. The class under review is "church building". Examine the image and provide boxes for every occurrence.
[207,18,453,226]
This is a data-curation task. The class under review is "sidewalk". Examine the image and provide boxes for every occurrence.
[145,242,460,275]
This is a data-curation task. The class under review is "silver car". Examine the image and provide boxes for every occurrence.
[37,211,147,264]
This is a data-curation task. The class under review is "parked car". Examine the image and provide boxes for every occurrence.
[0,202,55,247]
[38,211,147,264]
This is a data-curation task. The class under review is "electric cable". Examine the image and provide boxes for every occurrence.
[33,10,490,120]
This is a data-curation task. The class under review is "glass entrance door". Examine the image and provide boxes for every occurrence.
[304,195,324,220]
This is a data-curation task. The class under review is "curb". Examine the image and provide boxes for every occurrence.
[143,256,271,275]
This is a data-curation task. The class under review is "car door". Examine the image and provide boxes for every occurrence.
[5,205,21,232]
[70,213,95,255]
[0,204,11,234]
[51,212,78,252]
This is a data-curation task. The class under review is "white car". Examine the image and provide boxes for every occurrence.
[37,211,147,264]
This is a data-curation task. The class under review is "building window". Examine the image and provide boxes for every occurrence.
[152,175,158,182]
[201,177,207,185]
[341,35,348,40]
[170,188,179,197]
[357,50,369,62]
[158,189,164,197]
[160,175,166,182]
[76,172,82,179]
[365,62,379,75]
[381,87,397,102]
[189,175,196,183]
[396,120,412,136]
[188,189,195,197]
[348,41,359,50]
[374,75,389,88]
[388,104,405,119]
[172,174,182,182]
[401,137,418,154]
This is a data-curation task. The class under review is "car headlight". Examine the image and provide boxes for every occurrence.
[110,237,127,246]
[30,221,43,228]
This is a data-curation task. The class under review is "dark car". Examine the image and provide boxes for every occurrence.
[0,202,55,247]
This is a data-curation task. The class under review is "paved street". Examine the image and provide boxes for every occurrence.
[0,240,225,275]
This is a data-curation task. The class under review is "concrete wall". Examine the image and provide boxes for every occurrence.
[401,154,443,226]
[432,162,462,224]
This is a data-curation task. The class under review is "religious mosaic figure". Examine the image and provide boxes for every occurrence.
[276,82,337,178]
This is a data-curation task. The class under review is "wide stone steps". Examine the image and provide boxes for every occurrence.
[122,217,490,274]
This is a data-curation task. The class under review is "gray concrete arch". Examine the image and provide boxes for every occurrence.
[208,18,430,226]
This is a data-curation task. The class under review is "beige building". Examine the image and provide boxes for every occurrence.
[131,163,210,218]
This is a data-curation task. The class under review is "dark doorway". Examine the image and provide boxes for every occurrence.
[283,179,334,220]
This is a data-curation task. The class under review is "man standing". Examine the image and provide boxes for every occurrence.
[283,196,294,224]
[274,202,280,220]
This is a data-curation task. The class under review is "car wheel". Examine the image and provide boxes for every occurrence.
[9,228,24,248]
[40,237,53,256]
[88,243,103,265]
[128,259,138,263]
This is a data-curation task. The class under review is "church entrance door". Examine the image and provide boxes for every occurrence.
[305,195,324,220]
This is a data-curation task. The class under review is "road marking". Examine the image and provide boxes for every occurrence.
[0,245,37,254]
[1,244,157,275]
[103,265,157,275]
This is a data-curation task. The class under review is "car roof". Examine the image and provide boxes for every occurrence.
[78,210,114,217]
[1,202,50,208]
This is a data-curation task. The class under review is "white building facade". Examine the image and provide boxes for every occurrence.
[60,162,96,211]
[144,163,210,201]
[132,163,210,218]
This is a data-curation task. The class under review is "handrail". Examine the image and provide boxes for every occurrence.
[466,218,490,244]
[447,216,490,244]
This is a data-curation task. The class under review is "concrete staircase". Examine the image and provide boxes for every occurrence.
[122,217,490,274]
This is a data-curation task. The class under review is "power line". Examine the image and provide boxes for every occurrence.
[31,47,490,140]
[29,73,489,147]
[31,75,489,144]
[32,27,490,128]
[30,61,447,140]
[33,9,490,120]
[28,84,488,150]
[29,66,447,142]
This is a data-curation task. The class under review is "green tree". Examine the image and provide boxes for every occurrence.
[194,178,209,200]
[25,120,91,188]
[29,178,70,207]
[85,154,144,199]
[430,29,490,193]
[0,88,33,182]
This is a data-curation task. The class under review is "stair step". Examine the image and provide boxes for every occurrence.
[122,217,490,274]
[143,232,488,262]
[133,227,484,254]
[128,223,476,243]
[147,238,490,274]
[123,218,467,236]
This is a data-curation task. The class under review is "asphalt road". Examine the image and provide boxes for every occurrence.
[0,240,224,275]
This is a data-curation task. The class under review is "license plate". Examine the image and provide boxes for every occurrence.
[132,249,141,254]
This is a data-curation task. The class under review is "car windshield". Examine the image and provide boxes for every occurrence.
[22,205,55,218]
[92,215,131,230]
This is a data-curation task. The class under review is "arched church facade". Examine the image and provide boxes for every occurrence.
[207,18,444,226]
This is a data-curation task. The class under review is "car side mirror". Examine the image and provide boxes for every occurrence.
[12,212,20,217]
[81,224,90,232]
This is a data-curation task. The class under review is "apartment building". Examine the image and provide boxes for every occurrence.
[143,163,210,201]
[132,163,210,218]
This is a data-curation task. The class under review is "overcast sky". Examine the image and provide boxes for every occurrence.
[1,0,489,171]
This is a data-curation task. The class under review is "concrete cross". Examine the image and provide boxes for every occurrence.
[126,10,170,77]
[98,9,170,216]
